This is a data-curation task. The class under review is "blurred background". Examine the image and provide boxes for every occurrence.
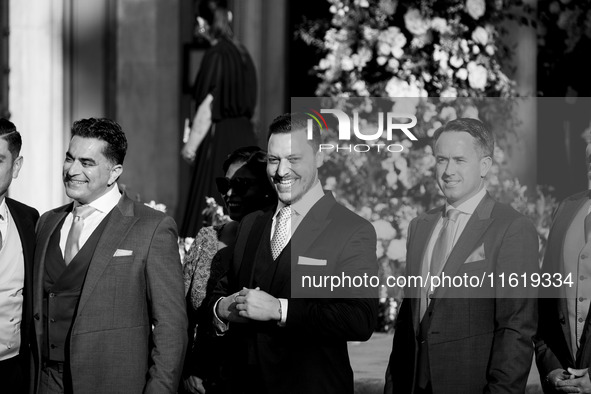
[3,1,591,391]
[1,0,590,219]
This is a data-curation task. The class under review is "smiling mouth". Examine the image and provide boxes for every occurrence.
[275,178,295,188]
[66,179,87,185]
[444,180,460,187]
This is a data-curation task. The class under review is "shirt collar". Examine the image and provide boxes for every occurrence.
[275,181,324,219]
[0,198,6,222]
[445,187,487,216]
[74,185,122,214]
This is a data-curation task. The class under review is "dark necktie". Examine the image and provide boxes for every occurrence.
[430,208,461,276]
[64,205,96,265]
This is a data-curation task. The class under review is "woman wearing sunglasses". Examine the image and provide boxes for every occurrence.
[182,146,276,394]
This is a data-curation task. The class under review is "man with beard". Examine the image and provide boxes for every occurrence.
[212,112,378,394]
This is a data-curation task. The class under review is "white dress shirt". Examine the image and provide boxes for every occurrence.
[59,186,122,257]
[0,198,25,360]
[425,187,487,273]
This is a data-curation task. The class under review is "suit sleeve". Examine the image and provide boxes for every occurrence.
[286,221,378,342]
[533,200,569,381]
[144,215,188,394]
[485,216,539,394]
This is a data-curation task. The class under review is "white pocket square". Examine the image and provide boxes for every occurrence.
[465,243,485,264]
[113,249,133,257]
[297,256,327,266]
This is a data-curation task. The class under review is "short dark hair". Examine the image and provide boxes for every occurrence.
[71,118,128,165]
[432,118,494,157]
[267,112,320,152]
[0,118,22,159]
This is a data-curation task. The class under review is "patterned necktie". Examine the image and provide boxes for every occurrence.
[585,211,591,244]
[430,208,461,276]
[64,205,96,265]
[271,206,292,260]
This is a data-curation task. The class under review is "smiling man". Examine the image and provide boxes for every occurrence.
[0,119,38,394]
[535,143,591,393]
[32,118,187,394]
[385,118,539,394]
[212,112,378,394]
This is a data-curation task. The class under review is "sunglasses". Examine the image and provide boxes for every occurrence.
[215,177,257,196]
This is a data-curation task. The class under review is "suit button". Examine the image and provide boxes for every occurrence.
[579,318,585,323]
[50,319,55,323]
[50,344,56,349]
[49,293,55,298]
[560,318,566,324]
[580,297,587,302]
[581,276,587,281]
[583,254,588,259]
[33,313,40,321]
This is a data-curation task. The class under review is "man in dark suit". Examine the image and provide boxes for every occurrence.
[212,113,378,394]
[385,118,539,393]
[0,119,38,394]
[535,143,591,393]
[32,118,187,393]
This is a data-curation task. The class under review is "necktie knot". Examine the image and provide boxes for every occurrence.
[73,205,96,221]
[277,206,292,222]
[446,208,461,222]
[64,205,96,265]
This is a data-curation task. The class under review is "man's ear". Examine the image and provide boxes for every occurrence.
[315,150,324,169]
[480,156,492,178]
[12,156,23,180]
[108,164,123,186]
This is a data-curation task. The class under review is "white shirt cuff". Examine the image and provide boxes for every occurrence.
[278,298,288,326]
[213,297,230,335]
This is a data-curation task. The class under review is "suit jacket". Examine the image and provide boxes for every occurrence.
[386,193,539,394]
[214,192,378,394]
[535,191,591,392]
[32,193,188,394]
[6,198,39,391]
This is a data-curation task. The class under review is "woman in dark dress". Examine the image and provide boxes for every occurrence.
[181,0,257,237]
[182,147,276,394]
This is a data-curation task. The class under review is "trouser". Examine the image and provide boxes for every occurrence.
[39,360,72,394]
[0,354,25,394]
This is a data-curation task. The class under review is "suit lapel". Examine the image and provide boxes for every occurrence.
[554,194,590,361]
[76,195,138,317]
[7,199,36,270]
[433,194,494,300]
[410,210,441,332]
[270,194,335,296]
[237,211,272,288]
[33,205,70,349]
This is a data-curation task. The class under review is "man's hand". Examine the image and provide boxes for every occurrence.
[554,368,591,393]
[183,375,206,394]
[235,288,281,321]
[216,292,248,323]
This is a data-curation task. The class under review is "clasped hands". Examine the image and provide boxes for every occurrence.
[547,368,591,393]
[217,287,281,323]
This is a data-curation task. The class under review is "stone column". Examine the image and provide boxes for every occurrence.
[234,0,287,143]
[9,0,68,212]
[114,0,181,215]
[501,2,537,193]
